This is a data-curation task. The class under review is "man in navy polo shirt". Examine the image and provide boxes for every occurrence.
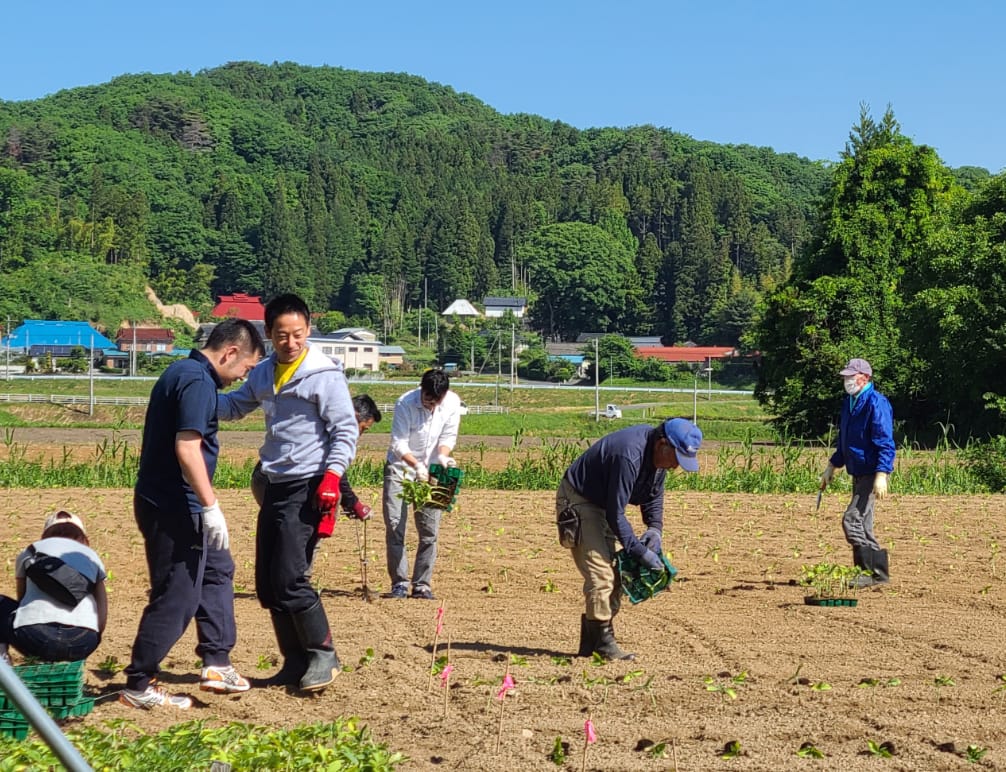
[121,319,264,710]
[557,417,702,661]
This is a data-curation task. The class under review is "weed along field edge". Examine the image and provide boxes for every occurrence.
[1,482,1005,769]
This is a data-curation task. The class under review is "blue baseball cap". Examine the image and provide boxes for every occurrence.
[662,418,702,472]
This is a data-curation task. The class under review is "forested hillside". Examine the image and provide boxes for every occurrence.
[0,61,828,342]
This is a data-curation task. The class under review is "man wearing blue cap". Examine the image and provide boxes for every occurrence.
[556,417,702,660]
[819,358,895,587]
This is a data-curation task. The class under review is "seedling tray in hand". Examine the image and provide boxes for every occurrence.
[616,551,678,604]
[428,463,464,511]
[804,596,858,607]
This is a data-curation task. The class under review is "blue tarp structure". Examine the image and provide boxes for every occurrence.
[1,320,115,353]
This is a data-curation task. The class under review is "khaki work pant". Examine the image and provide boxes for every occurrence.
[557,477,621,622]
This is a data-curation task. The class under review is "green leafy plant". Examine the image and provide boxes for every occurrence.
[0,719,405,769]
[799,562,869,598]
[704,671,747,701]
[97,655,122,676]
[647,740,669,759]
[398,478,451,509]
[933,674,955,704]
[796,741,825,759]
[549,736,567,766]
[550,655,571,667]
[720,740,743,759]
[256,653,276,671]
[358,647,375,669]
[866,740,895,758]
[964,744,988,764]
[540,578,558,593]
[810,680,832,691]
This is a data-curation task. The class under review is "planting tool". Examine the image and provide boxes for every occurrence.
[815,489,822,511]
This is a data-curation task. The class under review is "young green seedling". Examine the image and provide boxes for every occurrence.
[796,742,825,759]
[866,740,895,758]
[720,740,743,759]
[964,744,988,764]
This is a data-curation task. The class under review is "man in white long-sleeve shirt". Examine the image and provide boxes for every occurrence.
[383,368,461,600]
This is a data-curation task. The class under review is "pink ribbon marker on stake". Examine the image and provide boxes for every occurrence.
[435,604,445,636]
[584,718,597,743]
[496,673,515,700]
[440,664,454,687]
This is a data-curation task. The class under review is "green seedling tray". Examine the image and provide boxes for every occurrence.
[804,596,858,607]
[0,711,29,740]
[428,464,464,512]
[0,661,85,711]
[616,551,678,604]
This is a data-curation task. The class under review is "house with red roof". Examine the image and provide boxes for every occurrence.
[211,293,265,322]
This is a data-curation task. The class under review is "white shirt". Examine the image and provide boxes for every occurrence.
[14,537,106,631]
[386,387,462,468]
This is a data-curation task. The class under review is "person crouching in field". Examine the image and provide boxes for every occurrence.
[557,418,702,660]
[0,511,107,665]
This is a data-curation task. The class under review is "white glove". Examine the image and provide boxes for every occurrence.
[407,462,429,483]
[819,463,836,490]
[436,453,457,469]
[873,472,888,500]
[201,501,230,551]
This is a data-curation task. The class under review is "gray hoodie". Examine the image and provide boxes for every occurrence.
[217,344,358,482]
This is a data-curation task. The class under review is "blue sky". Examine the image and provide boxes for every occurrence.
[2,1,1001,171]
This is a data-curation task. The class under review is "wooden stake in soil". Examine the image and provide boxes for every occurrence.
[581,715,597,772]
[427,601,446,691]
[494,657,515,753]
[441,636,453,716]
[672,737,679,771]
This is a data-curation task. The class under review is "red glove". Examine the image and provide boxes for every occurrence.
[350,501,372,521]
[314,471,341,537]
[317,509,336,538]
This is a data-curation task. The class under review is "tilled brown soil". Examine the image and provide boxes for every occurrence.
[2,482,1006,770]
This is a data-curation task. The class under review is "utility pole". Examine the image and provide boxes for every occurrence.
[88,335,94,417]
[4,316,10,380]
[594,337,600,423]
[510,323,516,389]
[130,321,137,377]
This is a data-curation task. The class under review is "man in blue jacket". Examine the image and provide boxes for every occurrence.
[819,358,895,587]
[558,418,702,660]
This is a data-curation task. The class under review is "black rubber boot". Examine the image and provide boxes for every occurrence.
[870,549,890,584]
[577,615,594,657]
[291,601,341,692]
[589,619,636,661]
[256,610,307,686]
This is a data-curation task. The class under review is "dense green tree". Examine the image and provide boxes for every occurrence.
[519,223,635,339]
[752,106,955,437]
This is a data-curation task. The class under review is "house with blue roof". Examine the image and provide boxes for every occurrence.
[1,320,115,353]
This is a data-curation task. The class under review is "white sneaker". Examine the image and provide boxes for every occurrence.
[119,685,192,710]
[200,665,251,693]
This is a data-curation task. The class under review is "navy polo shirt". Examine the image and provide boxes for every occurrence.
[136,350,222,514]
[564,424,667,559]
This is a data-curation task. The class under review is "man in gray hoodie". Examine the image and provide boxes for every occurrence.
[218,294,358,692]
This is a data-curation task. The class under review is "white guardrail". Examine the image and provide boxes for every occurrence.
[0,393,510,413]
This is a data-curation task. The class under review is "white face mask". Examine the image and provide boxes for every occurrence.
[843,377,861,395]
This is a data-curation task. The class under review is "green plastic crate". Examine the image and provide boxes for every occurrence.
[615,550,678,605]
[0,710,29,740]
[428,464,464,511]
[0,660,85,711]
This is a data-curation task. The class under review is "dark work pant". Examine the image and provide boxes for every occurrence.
[842,474,882,550]
[1,595,100,661]
[256,475,323,615]
[125,494,237,691]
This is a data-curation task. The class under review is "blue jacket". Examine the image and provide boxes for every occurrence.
[829,385,895,476]
[563,424,666,561]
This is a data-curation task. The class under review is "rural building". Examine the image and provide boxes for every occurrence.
[379,345,406,369]
[482,296,527,318]
[634,345,740,364]
[116,326,176,354]
[309,328,381,371]
[210,293,265,321]
[442,299,481,317]
[1,320,115,353]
